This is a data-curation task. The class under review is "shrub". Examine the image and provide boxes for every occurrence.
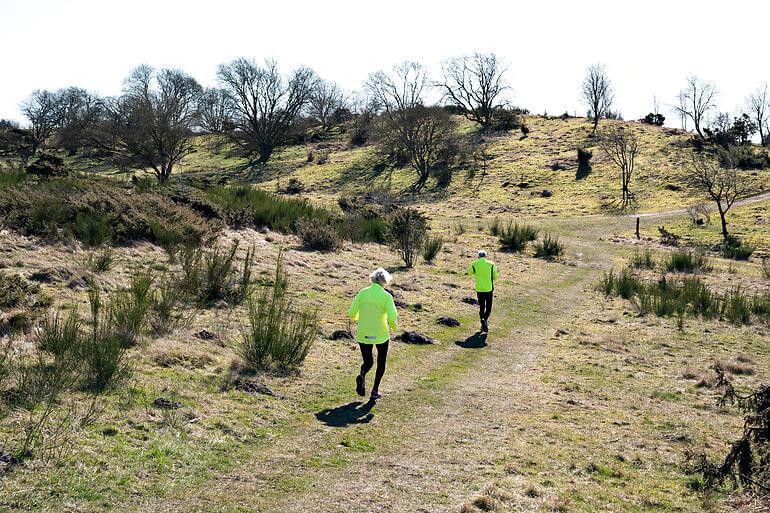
[149,275,191,335]
[179,242,254,308]
[761,258,770,280]
[722,235,755,260]
[86,247,115,273]
[599,267,641,299]
[157,182,223,220]
[72,211,112,246]
[498,222,538,252]
[630,249,656,269]
[108,271,154,347]
[296,218,342,252]
[488,217,503,237]
[25,153,68,179]
[533,233,565,260]
[751,293,770,324]
[723,288,752,325]
[0,272,40,310]
[239,250,318,369]
[343,212,387,244]
[490,108,523,131]
[386,208,427,268]
[0,164,27,190]
[576,147,592,179]
[38,311,81,358]
[664,251,711,273]
[641,113,666,126]
[423,237,444,263]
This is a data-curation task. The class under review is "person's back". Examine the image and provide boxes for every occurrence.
[468,251,498,332]
[348,282,398,344]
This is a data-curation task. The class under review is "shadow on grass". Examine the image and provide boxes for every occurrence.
[315,399,376,427]
[455,332,487,349]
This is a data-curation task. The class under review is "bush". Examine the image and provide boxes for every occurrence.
[722,235,755,260]
[490,108,524,131]
[0,164,27,190]
[25,153,68,179]
[386,208,427,268]
[576,147,592,179]
[761,258,770,280]
[108,271,154,347]
[533,233,565,260]
[179,242,254,308]
[0,272,40,310]
[641,113,665,126]
[149,275,191,335]
[343,212,387,244]
[498,222,538,252]
[239,250,318,369]
[664,250,711,273]
[600,267,642,300]
[73,211,112,246]
[630,249,656,269]
[157,182,224,220]
[423,237,444,263]
[297,218,342,252]
[488,217,503,237]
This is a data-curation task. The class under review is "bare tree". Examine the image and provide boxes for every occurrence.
[581,64,614,133]
[745,83,769,145]
[366,62,456,190]
[56,87,102,155]
[308,80,348,131]
[99,65,202,182]
[21,89,65,155]
[198,88,231,134]
[598,125,639,206]
[687,151,748,241]
[674,76,718,140]
[217,58,316,164]
[438,52,508,129]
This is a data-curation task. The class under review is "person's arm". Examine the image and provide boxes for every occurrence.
[492,264,498,283]
[385,295,398,332]
[347,292,361,321]
[467,263,475,277]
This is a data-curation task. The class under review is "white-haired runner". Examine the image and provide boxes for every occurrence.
[467,250,498,333]
[347,268,399,400]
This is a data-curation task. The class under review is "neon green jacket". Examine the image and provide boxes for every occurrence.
[468,257,498,293]
[347,283,399,344]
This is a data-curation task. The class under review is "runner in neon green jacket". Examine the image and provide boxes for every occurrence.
[468,250,498,333]
[348,268,398,399]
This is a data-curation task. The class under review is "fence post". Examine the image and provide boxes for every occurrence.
[636,217,640,240]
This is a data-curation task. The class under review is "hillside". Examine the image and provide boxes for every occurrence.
[1,116,769,512]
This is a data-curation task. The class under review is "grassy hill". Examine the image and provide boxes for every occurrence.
[1,116,769,512]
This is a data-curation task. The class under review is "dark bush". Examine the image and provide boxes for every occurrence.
[158,182,224,219]
[491,108,524,131]
[641,113,665,126]
[533,233,565,260]
[499,222,539,252]
[423,236,444,263]
[297,218,342,252]
[664,250,711,273]
[576,147,592,179]
[722,235,755,260]
[386,207,428,268]
[25,153,68,179]
[630,249,656,269]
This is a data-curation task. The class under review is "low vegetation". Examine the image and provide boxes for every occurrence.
[498,222,538,252]
[664,250,711,273]
[178,241,254,308]
[533,233,565,260]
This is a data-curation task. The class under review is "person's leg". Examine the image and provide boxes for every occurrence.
[476,292,485,321]
[484,292,493,320]
[371,341,389,393]
[359,343,374,376]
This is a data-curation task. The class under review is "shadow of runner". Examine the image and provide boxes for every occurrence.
[315,400,376,427]
[455,332,488,349]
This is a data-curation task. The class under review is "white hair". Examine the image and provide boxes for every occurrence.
[369,268,392,285]
[478,250,487,257]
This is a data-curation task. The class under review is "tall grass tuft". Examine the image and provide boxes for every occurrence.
[630,249,656,269]
[180,242,254,307]
[108,271,154,347]
[533,233,565,260]
[498,222,539,252]
[86,247,114,273]
[239,249,318,370]
[664,250,711,273]
[423,237,444,263]
[149,275,192,335]
[760,258,770,280]
[488,217,503,237]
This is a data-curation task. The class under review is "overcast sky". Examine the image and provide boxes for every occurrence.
[1,0,768,127]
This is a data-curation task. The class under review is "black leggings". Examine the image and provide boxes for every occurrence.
[477,291,493,320]
[359,341,389,391]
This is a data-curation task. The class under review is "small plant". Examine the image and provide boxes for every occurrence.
[109,271,154,347]
[86,247,114,273]
[498,222,539,252]
[453,222,466,235]
[149,276,192,335]
[722,235,755,260]
[296,217,342,252]
[386,208,428,268]
[722,287,752,325]
[761,258,770,280]
[239,250,318,369]
[533,233,565,260]
[630,249,656,269]
[179,242,254,308]
[488,217,503,237]
[72,211,112,246]
[664,250,711,273]
[422,237,444,263]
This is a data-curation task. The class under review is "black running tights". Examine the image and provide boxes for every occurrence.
[359,341,389,391]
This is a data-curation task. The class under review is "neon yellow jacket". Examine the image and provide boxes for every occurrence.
[347,283,399,344]
[468,257,498,293]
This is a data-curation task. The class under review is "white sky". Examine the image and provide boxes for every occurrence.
[1,0,768,127]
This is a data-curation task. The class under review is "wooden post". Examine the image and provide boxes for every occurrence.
[636,217,640,240]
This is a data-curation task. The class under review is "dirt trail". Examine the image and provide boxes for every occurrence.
[135,242,597,512]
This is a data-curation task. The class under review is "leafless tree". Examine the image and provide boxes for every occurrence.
[56,87,102,155]
[674,76,718,140]
[98,65,202,182]
[581,64,614,133]
[217,58,317,164]
[308,80,348,131]
[598,125,639,206]
[198,88,231,134]
[687,151,748,241]
[21,89,65,155]
[438,52,508,129]
[745,83,769,145]
[366,62,456,190]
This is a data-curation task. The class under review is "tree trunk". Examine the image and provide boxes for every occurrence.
[717,204,729,240]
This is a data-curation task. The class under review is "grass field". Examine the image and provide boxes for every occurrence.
[1,116,769,512]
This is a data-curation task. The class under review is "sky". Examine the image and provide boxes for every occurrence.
[1,0,769,128]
